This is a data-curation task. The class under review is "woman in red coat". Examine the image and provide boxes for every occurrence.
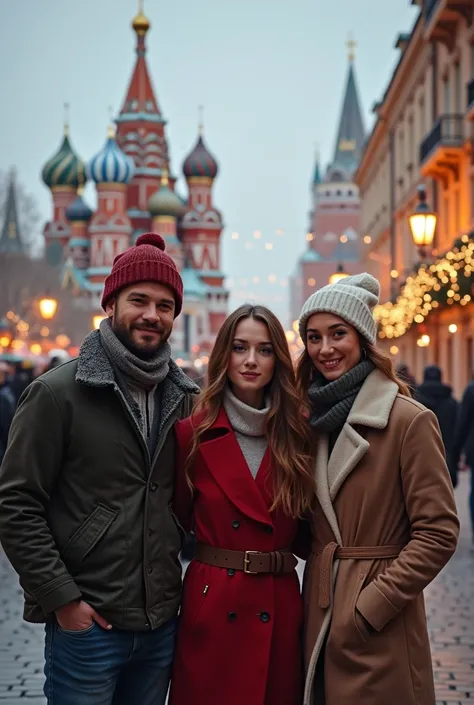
[169,304,314,705]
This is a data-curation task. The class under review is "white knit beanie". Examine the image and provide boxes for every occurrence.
[298,273,380,345]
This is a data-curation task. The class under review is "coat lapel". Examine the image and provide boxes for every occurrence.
[198,408,273,527]
[314,435,342,543]
[325,369,400,503]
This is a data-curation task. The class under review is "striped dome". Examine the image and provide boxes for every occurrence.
[183,135,218,180]
[87,128,135,185]
[42,132,86,189]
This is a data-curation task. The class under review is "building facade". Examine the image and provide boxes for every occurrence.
[40,6,227,360]
[356,0,474,397]
[290,47,366,323]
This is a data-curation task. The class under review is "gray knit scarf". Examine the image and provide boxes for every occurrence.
[308,359,374,433]
[99,317,171,388]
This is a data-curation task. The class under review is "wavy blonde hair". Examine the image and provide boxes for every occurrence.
[187,304,315,518]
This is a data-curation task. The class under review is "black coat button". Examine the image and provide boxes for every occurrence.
[145,622,150,629]
[150,482,157,492]
[228,569,235,577]
[147,565,153,575]
[232,520,240,529]
[264,525,273,534]
[228,611,237,622]
[260,612,270,623]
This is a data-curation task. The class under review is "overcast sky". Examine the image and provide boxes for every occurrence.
[0,0,418,324]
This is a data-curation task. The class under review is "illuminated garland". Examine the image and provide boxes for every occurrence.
[375,232,474,339]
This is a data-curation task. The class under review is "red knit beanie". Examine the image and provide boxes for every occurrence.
[101,232,183,316]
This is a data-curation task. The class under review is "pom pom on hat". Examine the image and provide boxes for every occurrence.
[135,232,166,250]
[298,272,380,345]
[101,232,183,316]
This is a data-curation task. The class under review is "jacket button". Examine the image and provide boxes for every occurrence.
[264,526,273,534]
[228,569,235,577]
[148,529,152,537]
[147,565,153,575]
[232,520,240,529]
[260,612,270,623]
[150,482,158,491]
[228,611,237,622]
[145,622,150,629]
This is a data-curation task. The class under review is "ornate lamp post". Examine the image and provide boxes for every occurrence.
[329,263,349,285]
[409,185,437,262]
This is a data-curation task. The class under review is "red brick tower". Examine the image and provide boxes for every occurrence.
[115,2,171,236]
[290,41,366,322]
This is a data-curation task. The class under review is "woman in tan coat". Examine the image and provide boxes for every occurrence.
[296,273,459,705]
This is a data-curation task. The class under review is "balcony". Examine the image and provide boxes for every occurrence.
[420,115,464,183]
[424,0,474,50]
[467,79,474,121]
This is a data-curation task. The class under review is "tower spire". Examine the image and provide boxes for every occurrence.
[198,105,204,137]
[347,34,356,63]
[63,102,70,136]
[0,169,24,255]
[331,37,365,175]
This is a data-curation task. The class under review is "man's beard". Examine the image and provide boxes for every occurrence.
[112,318,171,360]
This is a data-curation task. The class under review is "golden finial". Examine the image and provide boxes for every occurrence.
[161,167,169,187]
[107,106,116,139]
[198,105,204,137]
[347,34,357,63]
[133,0,150,35]
[63,102,70,136]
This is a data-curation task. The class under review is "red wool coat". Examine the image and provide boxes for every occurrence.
[168,408,303,705]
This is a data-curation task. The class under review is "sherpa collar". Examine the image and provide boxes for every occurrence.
[75,329,199,396]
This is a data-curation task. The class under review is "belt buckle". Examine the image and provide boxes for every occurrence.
[243,550,260,574]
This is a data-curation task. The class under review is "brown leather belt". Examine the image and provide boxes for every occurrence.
[195,542,298,575]
[313,541,404,609]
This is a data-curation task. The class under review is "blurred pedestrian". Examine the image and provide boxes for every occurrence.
[297,273,459,705]
[0,233,199,705]
[415,365,459,486]
[395,362,417,394]
[169,304,314,705]
[452,375,474,542]
[0,361,15,464]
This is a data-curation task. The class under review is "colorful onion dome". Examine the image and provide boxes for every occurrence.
[148,171,183,218]
[183,130,218,180]
[65,189,93,222]
[87,126,135,185]
[42,129,86,190]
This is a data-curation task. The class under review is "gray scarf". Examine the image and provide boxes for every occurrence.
[308,359,374,433]
[99,317,171,389]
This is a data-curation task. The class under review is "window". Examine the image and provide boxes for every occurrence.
[443,73,450,113]
[454,63,461,113]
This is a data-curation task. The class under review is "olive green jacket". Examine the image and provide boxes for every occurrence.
[0,330,198,630]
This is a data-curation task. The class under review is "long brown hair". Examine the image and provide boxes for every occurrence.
[296,333,411,404]
[187,304,315,518]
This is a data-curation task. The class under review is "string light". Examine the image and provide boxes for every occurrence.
[375,233,474,339]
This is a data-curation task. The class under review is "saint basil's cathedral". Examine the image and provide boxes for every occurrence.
[40,6,227,360]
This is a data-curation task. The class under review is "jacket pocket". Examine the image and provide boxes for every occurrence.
[352,572,371,644]
[62,503,118,566]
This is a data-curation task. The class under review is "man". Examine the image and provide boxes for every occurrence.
[0,232,199,705]
[453,374,474,543]
[0,361,15,463]
[415,365,458,486]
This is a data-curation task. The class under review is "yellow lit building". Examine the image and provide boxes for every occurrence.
[356,0,474,397]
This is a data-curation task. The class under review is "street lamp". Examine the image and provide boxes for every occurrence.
[39,296,58,320]
[329,263,349,285]
[409,185,437,261]
[0,318,12,349]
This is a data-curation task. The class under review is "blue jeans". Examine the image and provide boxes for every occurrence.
[44,617,177,705]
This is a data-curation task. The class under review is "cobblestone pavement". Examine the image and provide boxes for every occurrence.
[0,474,473,703]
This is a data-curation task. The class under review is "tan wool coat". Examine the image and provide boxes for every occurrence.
[303,369,460,705]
